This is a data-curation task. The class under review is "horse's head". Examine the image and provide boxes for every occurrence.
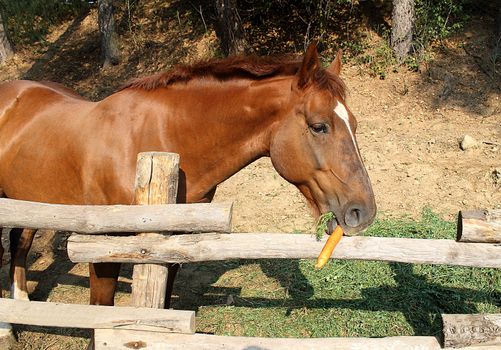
[270,43,376,235]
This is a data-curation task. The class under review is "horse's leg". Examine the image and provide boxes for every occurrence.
[89,262,121,306]
[0,190,15,347]
[87,263,121,350]
[165,263,180,308]
[91,262,177,308]
[0,191,3,297]
[9,228,36,301]
[0,227,15,344]
[0,229,3,298]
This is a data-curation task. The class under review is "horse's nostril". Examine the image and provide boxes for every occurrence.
[345,205,364,228]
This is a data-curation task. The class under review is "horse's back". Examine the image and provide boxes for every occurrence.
[0,80,91,147]
[0,80,31,129]
[0,79,85,96]
[0,80,87,124]
[0,80,109,204]
[0,79,87,100]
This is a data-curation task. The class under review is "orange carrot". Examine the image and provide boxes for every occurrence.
[315,225,343,269]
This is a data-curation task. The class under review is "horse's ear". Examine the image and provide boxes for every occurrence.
[328,49,342,76]
[297,42,319,89]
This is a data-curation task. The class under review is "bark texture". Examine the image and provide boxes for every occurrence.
[0,10,13,64]
[98,0,119,67]
[391,0,415,62]
[496,3,501,38]
[496,3,501,56]
[215,0,247,56]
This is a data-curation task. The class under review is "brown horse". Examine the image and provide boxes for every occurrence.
[0,43,376,308]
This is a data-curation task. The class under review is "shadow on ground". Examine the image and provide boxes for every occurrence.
[416,13,500,117]
[2,228,498,340]
[171,260,499,337]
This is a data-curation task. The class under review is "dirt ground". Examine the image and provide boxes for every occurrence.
[0,4,499,349]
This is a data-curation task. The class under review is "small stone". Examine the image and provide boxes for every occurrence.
[492,168,501,185]
[460,135,479,150]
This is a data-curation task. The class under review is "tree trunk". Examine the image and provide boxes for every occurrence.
[496,3,501,53]
[215,0,247,56]
[391,0,415,62]
[0,10,14,64]
[98,0,119,67]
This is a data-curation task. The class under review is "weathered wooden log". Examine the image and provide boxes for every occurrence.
[95,330,501,350]
[0,299,195,334]
[457,210,501,243]
[0,198,232,233]
[94,330,443,350]
[67,233,501,268]
[131,152,177,309]
[442,314,501,348]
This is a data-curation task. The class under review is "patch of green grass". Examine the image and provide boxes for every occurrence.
[185,209,500,338]
[314,211,335,240]
[364,207,456,239]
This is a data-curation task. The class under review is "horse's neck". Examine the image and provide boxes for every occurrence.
[136,77,292,202]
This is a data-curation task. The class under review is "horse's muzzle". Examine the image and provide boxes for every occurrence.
[342,202,376,236]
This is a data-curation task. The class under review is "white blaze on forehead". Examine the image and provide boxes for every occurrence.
[333,100,363,163]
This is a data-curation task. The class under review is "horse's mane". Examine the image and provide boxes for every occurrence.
[121,55,346,98]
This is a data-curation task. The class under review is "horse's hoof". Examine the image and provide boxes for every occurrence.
[10,283,30,301]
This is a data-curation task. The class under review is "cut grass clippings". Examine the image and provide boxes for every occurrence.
[176,209,501,338]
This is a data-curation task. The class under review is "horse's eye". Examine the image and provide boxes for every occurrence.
[310,123,329,134]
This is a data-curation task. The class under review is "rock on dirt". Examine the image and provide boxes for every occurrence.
[460,134,479,150]
[492,168,501,185]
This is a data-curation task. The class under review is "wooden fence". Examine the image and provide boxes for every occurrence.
[0,152,500,349]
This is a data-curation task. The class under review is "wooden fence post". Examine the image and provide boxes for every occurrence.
[442,314,501,348]
[131,152,179,308]
[457,209,501,243]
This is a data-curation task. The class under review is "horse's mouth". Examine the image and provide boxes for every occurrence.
[326,217,336,235]
[325,214,369,236]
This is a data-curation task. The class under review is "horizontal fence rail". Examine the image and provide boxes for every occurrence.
[0,299,195,334]
[67,233,501,268]
[93,330,501,350]
[0,198,232,233]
